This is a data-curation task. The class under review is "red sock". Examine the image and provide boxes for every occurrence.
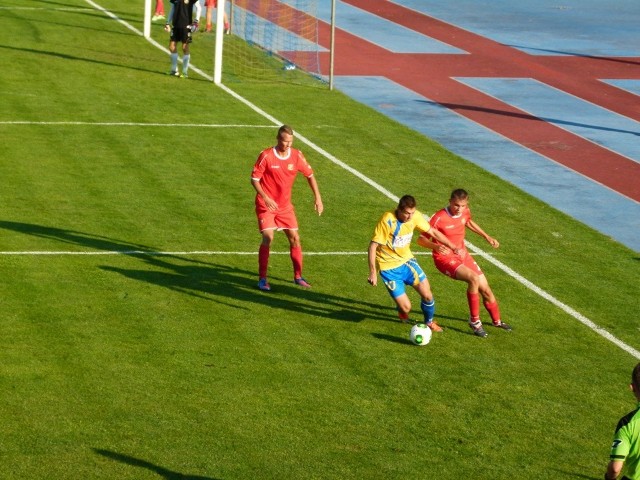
[467,291,480,321]
[290,245,303,279]
[484,300,501,324]
[154,0,164,15]
[258,244,270,279]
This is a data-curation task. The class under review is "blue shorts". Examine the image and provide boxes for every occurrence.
[379,258,427,299]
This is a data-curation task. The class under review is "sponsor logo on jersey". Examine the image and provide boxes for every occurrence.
[392,233,412,248]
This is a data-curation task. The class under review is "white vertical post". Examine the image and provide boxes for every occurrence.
[329,0,336,90]
[213,0,225,84]
[143,0,152,38]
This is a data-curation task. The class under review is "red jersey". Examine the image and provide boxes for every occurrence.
[251,146,314,210]
[428,207,472,259]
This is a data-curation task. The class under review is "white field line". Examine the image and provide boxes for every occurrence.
[0,7,92,11]
[0,251,378,256]
[0,121,274,128]
[32,0,632,360]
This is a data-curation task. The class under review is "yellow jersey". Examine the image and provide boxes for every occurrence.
[371,210,432,271]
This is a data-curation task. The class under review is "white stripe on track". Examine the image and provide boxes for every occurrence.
[71,0,640,360]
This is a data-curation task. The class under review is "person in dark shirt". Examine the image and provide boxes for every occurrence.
[164,0,202,78]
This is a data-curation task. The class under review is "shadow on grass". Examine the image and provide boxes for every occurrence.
[0,221,214,271]
[93,448,219,479]
[0,221,392,323]
[371,332,413,346]
[31,0,138,27]
[0,45,164,76]
[0,221,154,251]
[100,254,388,323]
[550,469,599,480]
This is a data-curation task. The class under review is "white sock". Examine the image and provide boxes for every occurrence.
[182,54,190,74]
[170,53,178,72]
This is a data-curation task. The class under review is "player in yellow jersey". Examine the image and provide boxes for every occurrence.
[368,195,459,331]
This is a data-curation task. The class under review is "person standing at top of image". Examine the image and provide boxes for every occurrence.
[164,0,202,78]
[152,0,165,21]
[606,362,640,480]
[368,195,459,332]
[251,125,323,292]
[204,0,230,34]
[417,188,511,338]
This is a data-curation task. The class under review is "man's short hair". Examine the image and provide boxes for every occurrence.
[450,188,469,200]
[278,125,294,138]
[398,195,416,210]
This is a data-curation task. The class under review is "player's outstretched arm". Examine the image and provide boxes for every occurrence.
[192,1,202,24]
[467,219,499,248]
[605,459,623,480]
[428,228,459,254]
[165,3,175,29]
[418,234,448,254]
[367,242,379,286]
[307,175,323,215]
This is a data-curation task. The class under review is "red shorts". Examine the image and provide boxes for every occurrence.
[256,203,298,232]
[433,250,483,279]
[205,0,218,7]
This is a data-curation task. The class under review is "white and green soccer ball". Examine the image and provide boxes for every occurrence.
[410,323,432,346]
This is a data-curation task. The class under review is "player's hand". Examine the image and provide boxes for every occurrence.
[264,197,278,211]
[164,23,171,32]
[434,245,449,255]
[315,199,324,216]
[367,273,377,286]
[487,236,499,248]
[190,22,199,32]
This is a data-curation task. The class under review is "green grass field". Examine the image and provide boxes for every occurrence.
[1,1,639,478]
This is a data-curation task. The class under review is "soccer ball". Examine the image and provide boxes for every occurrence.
[410,323,432,346]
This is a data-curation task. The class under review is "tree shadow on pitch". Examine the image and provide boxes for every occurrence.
[94,449,220,480]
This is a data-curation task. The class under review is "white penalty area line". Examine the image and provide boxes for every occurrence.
[0,7,92,11]
[0,251,374,256]
[83,0,639,360]
[0,121,274,128]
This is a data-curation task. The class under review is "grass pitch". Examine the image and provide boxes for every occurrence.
[0,1,639,478]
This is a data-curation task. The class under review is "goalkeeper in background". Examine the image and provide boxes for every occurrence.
[164,0,202,78]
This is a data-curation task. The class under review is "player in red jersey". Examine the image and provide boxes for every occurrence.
[204,0,230,34]
[418,189,511,338]
[251,125,323,291]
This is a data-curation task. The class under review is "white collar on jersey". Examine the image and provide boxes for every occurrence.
[273,147,292,160]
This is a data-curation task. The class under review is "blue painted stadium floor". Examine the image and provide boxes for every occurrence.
[321,0,640,251]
